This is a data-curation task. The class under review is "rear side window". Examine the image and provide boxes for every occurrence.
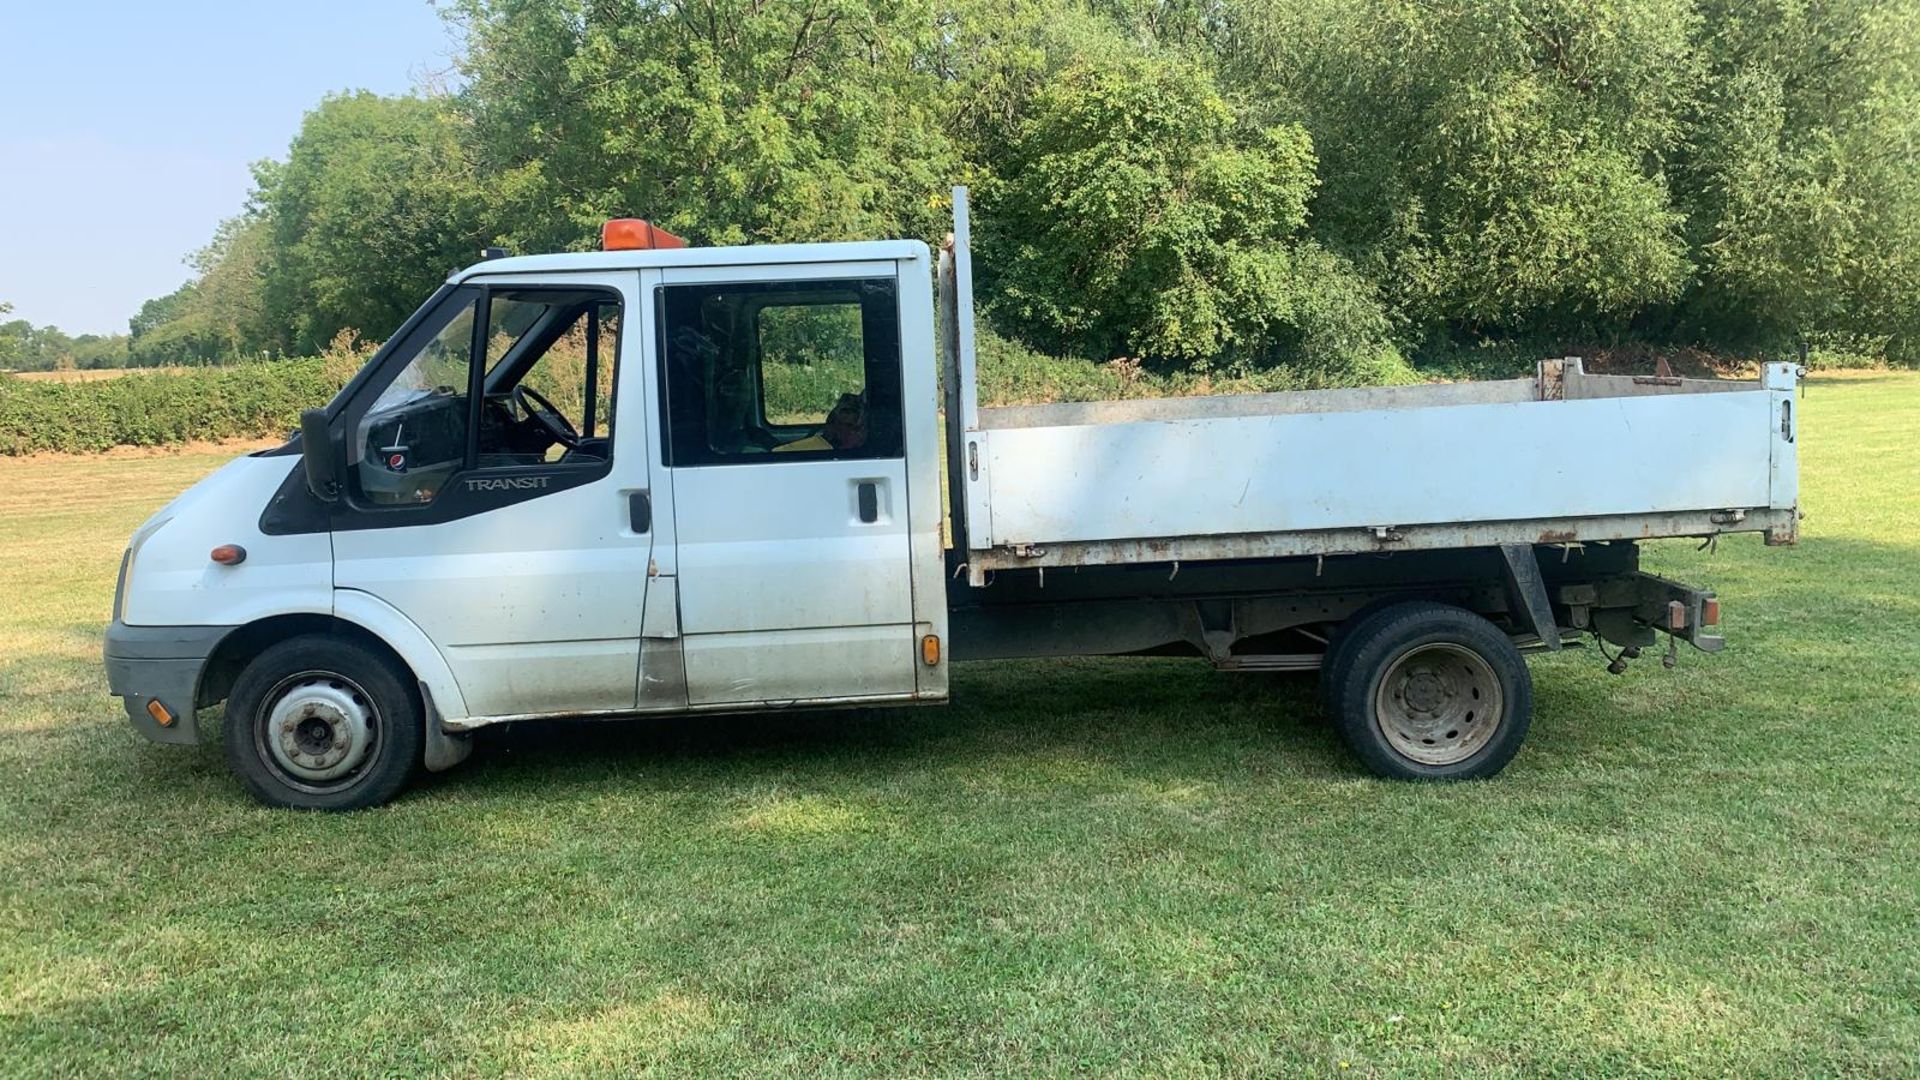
[657,278,902,466]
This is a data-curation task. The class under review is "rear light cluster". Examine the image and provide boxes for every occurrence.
[1667,597,1722,630]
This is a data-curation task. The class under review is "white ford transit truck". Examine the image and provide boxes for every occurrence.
[105,190,1800,809]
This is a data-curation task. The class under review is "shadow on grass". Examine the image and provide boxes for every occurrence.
[419,531,1919,803]
[300,524,1904,807]
[429,659,1350,800]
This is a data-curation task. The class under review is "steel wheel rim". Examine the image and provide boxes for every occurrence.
[254,670,380,794]
[1372,642,1503,766]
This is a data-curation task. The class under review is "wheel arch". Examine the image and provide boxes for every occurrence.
[197,595,469,722]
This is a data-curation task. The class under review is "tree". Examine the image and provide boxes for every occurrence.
[68,334,130,370]
[107,0,1920,376]
[189,213,276,359]
[451,0,959,251]
[1673,0,1920,362]
[128,283,219,367]
[977,55,1404,381]
[1214,0,1696,337]
[0,314,86,372]
[124,218,279,367]
[0,318,26,370]
[123,93,483,362]
[259,92,485,353]
[126,282,228,367]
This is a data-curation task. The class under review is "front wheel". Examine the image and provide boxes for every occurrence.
[223,635,422,810]
[1328,602,1532,780]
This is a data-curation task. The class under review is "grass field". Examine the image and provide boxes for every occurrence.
[2,374,1916,1078]
[1,368,189,383]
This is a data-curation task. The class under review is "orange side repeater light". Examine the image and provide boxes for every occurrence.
[602,219,688,251]
[921,634,941,666]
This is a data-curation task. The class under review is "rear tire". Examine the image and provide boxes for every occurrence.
[223,635,422,810]
[1329,602,1531,780]
[1317,597,1411,719]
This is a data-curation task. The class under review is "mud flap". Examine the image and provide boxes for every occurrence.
[419,681,474,773]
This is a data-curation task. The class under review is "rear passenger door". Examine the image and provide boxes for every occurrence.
[653,263,918,706]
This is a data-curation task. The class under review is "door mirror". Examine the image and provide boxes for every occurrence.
[299,408,340,502]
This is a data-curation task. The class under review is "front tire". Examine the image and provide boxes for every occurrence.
[223,635,422,810]
[1329,602,1532,780]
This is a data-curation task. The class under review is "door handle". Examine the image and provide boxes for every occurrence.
[629,491,652,532]
[857,481,879,524]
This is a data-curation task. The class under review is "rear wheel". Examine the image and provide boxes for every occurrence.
[1317,597,1411,719]
[223,635,421,810]
[1329,602,1531,780]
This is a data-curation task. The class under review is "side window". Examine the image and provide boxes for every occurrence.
[476,292,621,470]
[513,303,619,444]
[658,278,902,466]
[351,286,621,506]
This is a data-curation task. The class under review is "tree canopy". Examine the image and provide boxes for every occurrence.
[126,0,1920,375]
[0,303,129,373]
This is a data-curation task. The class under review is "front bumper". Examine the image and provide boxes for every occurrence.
[103,621,236,745]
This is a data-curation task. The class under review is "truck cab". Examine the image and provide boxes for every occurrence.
[108,229,952,808]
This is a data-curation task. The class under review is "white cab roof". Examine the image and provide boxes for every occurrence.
[447,239,929,284]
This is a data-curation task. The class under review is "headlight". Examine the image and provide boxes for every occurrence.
[112,549,132,622]
[115,515,172,624]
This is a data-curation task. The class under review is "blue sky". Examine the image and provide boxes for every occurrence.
[0,1,457,335]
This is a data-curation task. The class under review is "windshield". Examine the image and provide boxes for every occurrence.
[366,301,477,419]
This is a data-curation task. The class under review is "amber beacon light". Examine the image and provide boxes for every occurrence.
[602,219,688,251]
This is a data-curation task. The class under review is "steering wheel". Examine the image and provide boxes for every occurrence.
[512,385,580,449]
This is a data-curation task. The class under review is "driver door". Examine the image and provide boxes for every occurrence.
[330,272,653,720]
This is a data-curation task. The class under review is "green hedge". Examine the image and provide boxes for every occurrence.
[2,332,1415,456]
[973,328,1418,405]
[0,359,343,455]
[5,325,1436,456]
